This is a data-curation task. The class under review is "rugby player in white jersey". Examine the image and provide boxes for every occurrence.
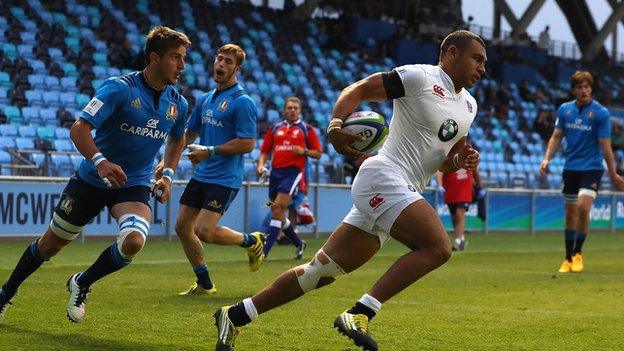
[213,30,486,351]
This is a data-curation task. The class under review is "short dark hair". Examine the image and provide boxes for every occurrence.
[217,44,246,66]
[145,26,191,65]
[439,30,486,59]
[570,71,594,89]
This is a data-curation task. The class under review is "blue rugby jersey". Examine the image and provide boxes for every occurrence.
[78,71,188,188]
[186,83,257,189]
[555,100,610,171]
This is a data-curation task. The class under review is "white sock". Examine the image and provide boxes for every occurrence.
[358,293,382,313]
[270,219,282,229]
[281,218,291,230]
[242,298,258,321]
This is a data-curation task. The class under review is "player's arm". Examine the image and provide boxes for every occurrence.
[438,136,479,173]
[539,128,562,175]
[328,73,389,157]
[257,152,268,175]
[435,171,445,198]
[294,127,322,160]
[73,80,128,188]
[473,166,483,188]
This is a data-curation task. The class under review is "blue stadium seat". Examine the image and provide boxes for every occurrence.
[30,153,46,167]
[37,126,55,140]
[16,137,35,150]
[17,44,34,59]
[54,139,74,151]
[0,136,15,150]
[30,60,47,75]
[76,93,91,108]
[0,124,18,137]
[18,125,36,138]
[25,90,43,105]
[45,76,61,90]
[42,91,61,107]
[177,159,193,179]
[70,154,84,170]
[28,74,46,89]
[55,127,70,140]
[50,154,73,176]
[4,106,23,124]
[21,107,40,122]
[40,108,57,123]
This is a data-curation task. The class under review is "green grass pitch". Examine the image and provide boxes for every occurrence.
[1,232,623,350]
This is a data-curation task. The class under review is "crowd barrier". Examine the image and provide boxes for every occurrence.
[0,177,622,238]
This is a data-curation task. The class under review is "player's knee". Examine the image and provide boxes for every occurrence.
[117,214,149,259]
[295,249,345,293]
[193,223,217,242]
[120,232,145,256]
[431,241,452,266]
[175,220,194,238]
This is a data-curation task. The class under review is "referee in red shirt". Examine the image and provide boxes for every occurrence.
[257,97,322,259]
[436,166,482,251]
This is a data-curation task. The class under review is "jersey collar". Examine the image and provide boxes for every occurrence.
[285,118,302,125]
[438,66,460,97]
[139,71,165,93]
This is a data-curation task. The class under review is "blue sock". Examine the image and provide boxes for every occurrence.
[263,220,281,257]
[283,223,302,247]
[261,211,272,233]
[77,243,131,288]
[564,229,575,261]
[239,232,257,248]
[193,263,213,289]
[574,232,586,255]
[2,240,48,299]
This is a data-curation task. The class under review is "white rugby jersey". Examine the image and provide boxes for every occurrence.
[377,64,478,192]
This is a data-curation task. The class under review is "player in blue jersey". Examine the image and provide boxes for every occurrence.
[161,44,265,296]
[0,26,191,325]
[540,71,624,273]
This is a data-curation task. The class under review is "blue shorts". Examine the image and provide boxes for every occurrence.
[562,170,603,195]
[269,167,303,200]
[55,175,151,226]
[179,178,238,214]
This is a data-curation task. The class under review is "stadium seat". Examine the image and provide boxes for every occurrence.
[70,154,84,170]
[0,136,16,150]
[53,139,74,151]
[50,154,73,176]
[18,125,36,138]
[37,126,55,141]
[16,137,35,150]
[55,128,70,140]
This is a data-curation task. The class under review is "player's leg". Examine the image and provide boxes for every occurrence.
[0,227,72,325]
[559,171,579,272]
[67,200,151,322]
[264,170,305,258]
[214,221,380,350]
[451,204,467,251]
[571,171,602,273]
[570,194,593,273]
[1,176,101,325]
[175,204,216,294]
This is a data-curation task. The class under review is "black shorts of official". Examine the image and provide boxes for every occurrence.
[54,174,151,226]
[448,202,470,216]
[179,178,239,214]
[562,170,603,195]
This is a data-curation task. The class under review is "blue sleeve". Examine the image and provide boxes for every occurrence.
[555,105,565,130]
[186,94,206,133]
[234,97,257,138]
[80,79,128,129]
[170,97,188,139]
[596,107,611,139]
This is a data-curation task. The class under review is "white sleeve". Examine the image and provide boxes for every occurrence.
[394,65,427,97]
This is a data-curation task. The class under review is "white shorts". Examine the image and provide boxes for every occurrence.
[342,156,423,246]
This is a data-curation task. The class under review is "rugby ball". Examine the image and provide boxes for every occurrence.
[342,111,389,153]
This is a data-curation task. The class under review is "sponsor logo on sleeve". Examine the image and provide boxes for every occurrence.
[83,97,104,116]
